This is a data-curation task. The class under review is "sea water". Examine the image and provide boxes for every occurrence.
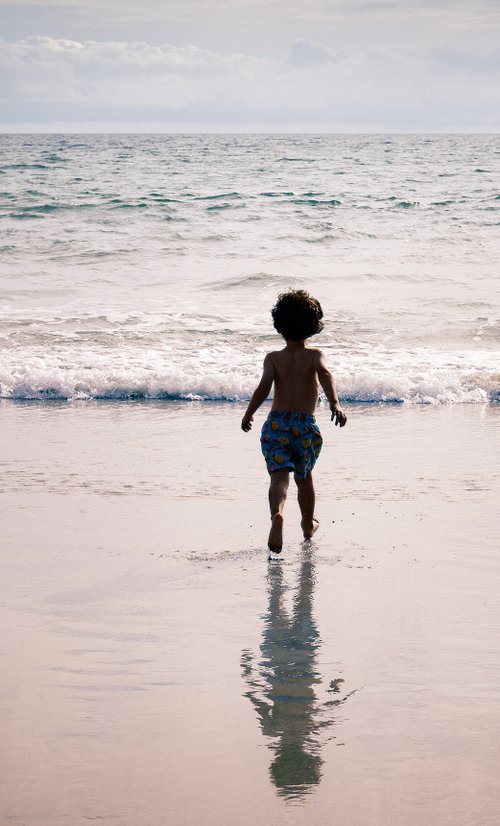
[0,133,499,404]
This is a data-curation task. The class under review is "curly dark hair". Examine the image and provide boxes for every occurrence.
[271,289,324,341]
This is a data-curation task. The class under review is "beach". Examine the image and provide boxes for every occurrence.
[2,399,499,825]
[1,132,499,823]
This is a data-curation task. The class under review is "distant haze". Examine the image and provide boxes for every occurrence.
[1,0,499,131]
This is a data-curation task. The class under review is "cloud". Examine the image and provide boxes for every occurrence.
[0,36,499,129]
[0,37,335,113]
[287,40,339,69]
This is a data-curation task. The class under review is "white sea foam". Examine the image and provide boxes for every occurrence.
[1,346,498,404]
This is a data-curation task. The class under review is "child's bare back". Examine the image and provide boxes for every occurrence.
[267,344,330,415]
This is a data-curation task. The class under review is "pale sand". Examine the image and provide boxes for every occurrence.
[1,401,499,825]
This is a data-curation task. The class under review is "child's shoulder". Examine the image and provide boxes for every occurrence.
[265,349,285,360]
[307,347,323,362]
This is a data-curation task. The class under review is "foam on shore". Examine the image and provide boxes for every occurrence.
[1,346,498,404]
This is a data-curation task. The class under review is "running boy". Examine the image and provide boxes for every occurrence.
[241,290,347,553]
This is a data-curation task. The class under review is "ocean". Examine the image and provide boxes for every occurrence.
[0,133,499,404]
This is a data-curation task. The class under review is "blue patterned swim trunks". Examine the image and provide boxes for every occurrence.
[260,410,323,479]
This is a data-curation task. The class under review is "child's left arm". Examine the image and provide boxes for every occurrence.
[314,350,347,427]
[241,354,275,432]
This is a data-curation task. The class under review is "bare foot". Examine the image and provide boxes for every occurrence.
[302,517,319,540]
[268,513,284,552]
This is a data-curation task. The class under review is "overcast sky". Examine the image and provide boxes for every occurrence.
[1,0,499,131]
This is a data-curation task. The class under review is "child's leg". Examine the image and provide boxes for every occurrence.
[294,471,319,539]
[267,468,290,552]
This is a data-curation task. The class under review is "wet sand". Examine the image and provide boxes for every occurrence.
[1,401,499,825]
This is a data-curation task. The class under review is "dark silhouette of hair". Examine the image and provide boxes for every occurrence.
[271,290,324,341]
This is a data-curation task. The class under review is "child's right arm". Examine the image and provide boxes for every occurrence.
[241,354,275,432]
[314,350,347,427]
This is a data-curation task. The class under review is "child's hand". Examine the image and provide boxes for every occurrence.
[331,405,347,427]
[241,414,253,432]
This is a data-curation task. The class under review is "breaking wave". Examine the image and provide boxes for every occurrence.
[1,350,498,404]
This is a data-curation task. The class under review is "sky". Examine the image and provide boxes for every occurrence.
[1,0,499,131]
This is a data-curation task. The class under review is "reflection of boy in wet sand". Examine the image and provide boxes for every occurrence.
[241,553,324,799]
[241,290,347,553]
